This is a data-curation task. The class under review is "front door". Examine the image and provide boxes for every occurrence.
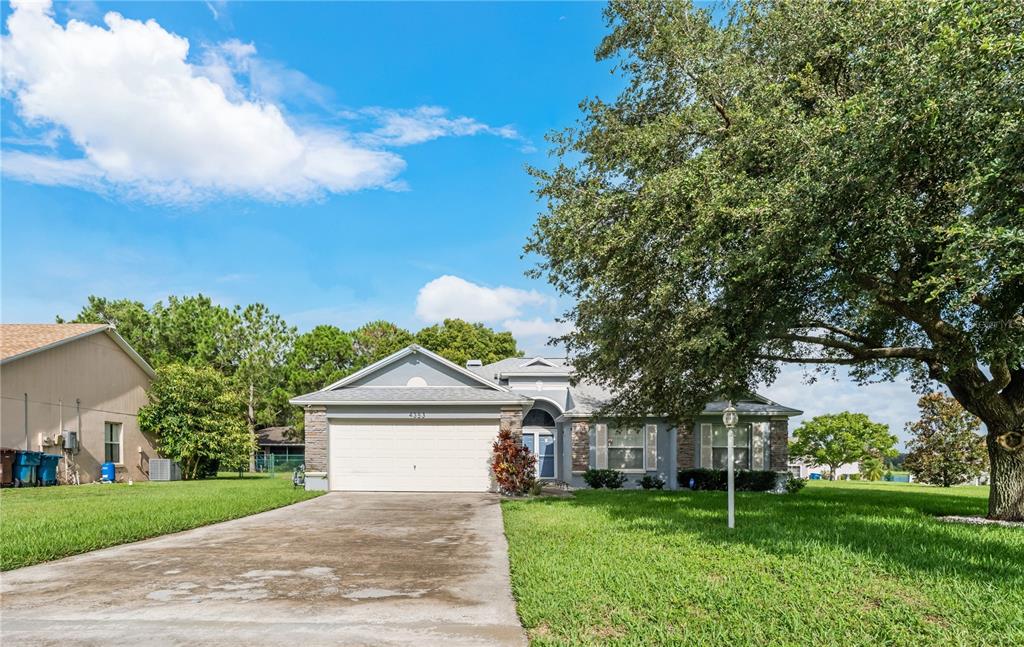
[522,431,555,479]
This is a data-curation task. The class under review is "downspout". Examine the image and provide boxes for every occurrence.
[76,398,81,455]
[24,393,29,450]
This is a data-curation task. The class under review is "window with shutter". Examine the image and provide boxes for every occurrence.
[595,423,608,469]
[700,423,713,468]
[751,422,767,470]
[645,424,657,471]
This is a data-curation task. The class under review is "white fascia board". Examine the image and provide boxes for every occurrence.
[105,328,157,379]
[500,371,571,378]
[290,399,533,406]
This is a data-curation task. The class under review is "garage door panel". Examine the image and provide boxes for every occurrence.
[328,420,497,492]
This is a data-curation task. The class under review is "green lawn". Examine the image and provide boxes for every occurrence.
[502,481,1024,646]
[0,473,322,570]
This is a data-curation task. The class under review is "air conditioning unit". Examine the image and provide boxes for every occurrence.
[149,459,181,481]
[62,430,79,451]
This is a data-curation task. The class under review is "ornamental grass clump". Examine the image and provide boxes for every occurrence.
[492,428,536,496]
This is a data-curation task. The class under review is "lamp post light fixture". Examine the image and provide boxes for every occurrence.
[723,402,738,529]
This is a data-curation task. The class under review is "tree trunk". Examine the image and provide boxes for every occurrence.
[987,427,1024,521]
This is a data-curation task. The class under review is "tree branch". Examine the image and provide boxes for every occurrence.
[774,333,936,362]
[986,357,1012,396]
[757,354,860,365]
[796,320,876,346]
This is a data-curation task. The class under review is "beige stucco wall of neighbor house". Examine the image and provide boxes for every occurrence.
[1,332,156,483]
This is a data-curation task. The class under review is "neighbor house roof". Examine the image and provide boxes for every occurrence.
[1,323,107,359]
[291,386,532,405]
[0,323,156,379]
[256,426,303,446]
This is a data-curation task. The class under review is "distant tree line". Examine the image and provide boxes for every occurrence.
[59,294,522,436]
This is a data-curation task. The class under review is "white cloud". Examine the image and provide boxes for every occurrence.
[502,317,573,356]
[1,1,403,202]
[363,106,521,147]
[205,1,227,21]
[415,275,549,323]
[759,364,924,448]
[197,39,330,108]
[501,317,573,339]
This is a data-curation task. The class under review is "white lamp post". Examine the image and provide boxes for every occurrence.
[723,402,738,529]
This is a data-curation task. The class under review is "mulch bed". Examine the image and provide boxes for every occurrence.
[937,515,1024,528]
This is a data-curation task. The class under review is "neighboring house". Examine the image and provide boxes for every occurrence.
[290,344,802,492]
[0,324,158,483]
[788,459,861,480]
[255,426,304,469]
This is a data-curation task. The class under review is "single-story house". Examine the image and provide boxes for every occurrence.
[290,344,802,492]
[254,426,304,470]
[0,323,159,483]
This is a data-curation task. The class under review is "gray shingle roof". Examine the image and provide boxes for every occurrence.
[470,357,571,381]
[256,426,302,446]
[290,386,532,404]
[561,385,803,417]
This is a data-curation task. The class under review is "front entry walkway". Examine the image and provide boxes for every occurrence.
[0,493,526,646]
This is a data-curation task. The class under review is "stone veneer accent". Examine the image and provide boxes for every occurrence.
[304,406,328,473]
[770,418,789,471]
[571,419,590,472]
[676,420,695,470]
[500,408,524,440]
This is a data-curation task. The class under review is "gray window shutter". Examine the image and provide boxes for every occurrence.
[700,423,713,468]
[751,422,767,470]
[595,423,608,469]
[645,424,658,471]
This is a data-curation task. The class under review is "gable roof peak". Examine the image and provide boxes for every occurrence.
[319,344,509,393]
[521,356,557,368]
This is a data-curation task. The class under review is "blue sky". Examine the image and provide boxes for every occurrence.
[0,1,924,444]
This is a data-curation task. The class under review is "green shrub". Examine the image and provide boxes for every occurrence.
[850,473,862,480]
[529,481,544,496]
[582,469,628,489]
[678,468,779,492]
[785,477,808,493]
[640,474,665,490]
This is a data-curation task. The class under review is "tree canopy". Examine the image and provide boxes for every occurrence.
[138,363,253,479]
[527,0,1023,519]
[904,392,988,487]
[790,412,897,480]
[62,296,524,433]
[415,318,522,366]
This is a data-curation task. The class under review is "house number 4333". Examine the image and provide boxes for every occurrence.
[408,412,427,419]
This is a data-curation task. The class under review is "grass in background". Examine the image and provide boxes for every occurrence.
[503,480,1024,646]
[0,473,321,570]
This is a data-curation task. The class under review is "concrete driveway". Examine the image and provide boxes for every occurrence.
[0,493,526,646]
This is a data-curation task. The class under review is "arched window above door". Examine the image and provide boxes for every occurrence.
[524,408,556,427]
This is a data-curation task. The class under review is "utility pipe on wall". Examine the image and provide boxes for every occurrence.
[24,393,29,450]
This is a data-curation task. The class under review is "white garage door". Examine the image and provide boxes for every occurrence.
[328,420,497,492]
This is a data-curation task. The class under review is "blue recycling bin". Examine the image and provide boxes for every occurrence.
[13,451,42,487]
[100,461,117,483]
[809,472,822,480]
[38,453,61,486]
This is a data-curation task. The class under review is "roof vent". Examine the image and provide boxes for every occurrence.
[466,359,483,367]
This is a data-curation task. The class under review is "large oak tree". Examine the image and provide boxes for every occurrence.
[527,0,1024,518]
